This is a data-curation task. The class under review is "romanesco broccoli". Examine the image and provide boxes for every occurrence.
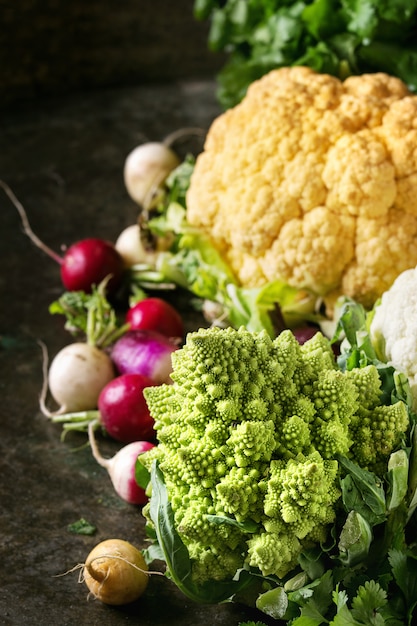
[141,325,410,584]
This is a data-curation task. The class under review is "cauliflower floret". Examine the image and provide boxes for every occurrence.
[370,266,417,410]
[186,66,417,310]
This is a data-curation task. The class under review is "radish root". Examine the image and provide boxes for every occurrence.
[55,556,163,580]
[0,179,63,264]
[37,339,67,418]
[162,126,206,148]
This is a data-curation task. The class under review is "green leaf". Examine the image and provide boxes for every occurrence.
[67,518,97,535]
[337,455,386,526]
[135,454,151,490]
[386,450,409,512]
[350,579,387,624]
[49,281,128,347]
[205,514,259,533]
[302,0,345,39]
[256,585,289,620]
[289,571,335,625]
[389,549,417,620]
[342,0,379,39]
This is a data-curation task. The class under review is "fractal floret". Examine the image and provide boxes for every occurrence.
[141,326,409,584]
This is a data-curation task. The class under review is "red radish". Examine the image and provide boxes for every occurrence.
[293,325,320,345]
[111,330,178,384]
[60,238,124,293]
[98,373,156,443]
[88,423,154,505]
[0,180,124,294]
[126,297,184,339]
[46,342,115,413]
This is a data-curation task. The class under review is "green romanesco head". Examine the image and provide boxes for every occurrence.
[349,400,409,473]
[215,464,268,523]
[263,452,341,539]
[188,543,245,584]
[345,365,382,410]
[141,325,409,586]
[246,530,301,578]
[310,369,358,458]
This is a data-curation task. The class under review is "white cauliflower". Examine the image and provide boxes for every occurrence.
[370,266,417,410]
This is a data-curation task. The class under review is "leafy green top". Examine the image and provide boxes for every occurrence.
[194,0,417,108]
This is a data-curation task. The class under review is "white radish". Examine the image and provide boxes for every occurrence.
[123,142,180,208]
[114,224,157,268]
[46,343,115,414]
[83,539,149,605]
[88,423,154,505]
[123,127,205,209]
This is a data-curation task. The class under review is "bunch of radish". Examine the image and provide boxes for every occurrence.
[43,289,184,502]
[24,137,184,510]
[2,132,207,608]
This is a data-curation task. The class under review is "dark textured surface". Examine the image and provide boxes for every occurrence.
[0,81,271,625]
[1,0,225,108]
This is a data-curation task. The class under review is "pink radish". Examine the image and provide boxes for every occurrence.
[0,180,124,294]
[88,423,155,505]
[111,330,178,384]
[126,297,184,339]
[98,373,156,443]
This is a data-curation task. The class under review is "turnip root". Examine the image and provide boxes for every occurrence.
[83,539,149,605]
[47,342,115,413]
[88,423,154,504]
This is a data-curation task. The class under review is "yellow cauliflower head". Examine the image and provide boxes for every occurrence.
[186,66,417,311]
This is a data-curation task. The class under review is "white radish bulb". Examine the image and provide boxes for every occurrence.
[48,343,115,412]
[115,224,157,268]
[123,142,180,207]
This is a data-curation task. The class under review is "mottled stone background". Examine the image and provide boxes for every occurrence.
[1,0,225,107]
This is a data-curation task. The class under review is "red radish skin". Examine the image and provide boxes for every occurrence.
[0,182,124,295]
[61,238,124,293]
[88,424,154,505]
[47,342,115,413]
[126,298,184,339]
[98,373,156,443]
[293,326,320,345]
[111,330,177,384]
